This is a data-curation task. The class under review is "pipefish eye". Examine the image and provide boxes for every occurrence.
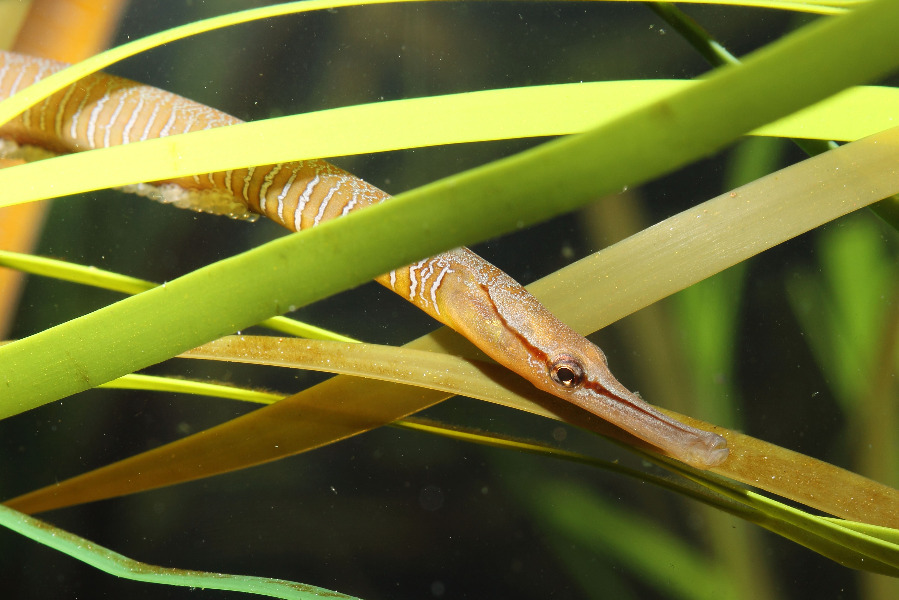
[550,355,585,389]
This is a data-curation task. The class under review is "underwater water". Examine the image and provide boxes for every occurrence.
[1,2,897,599]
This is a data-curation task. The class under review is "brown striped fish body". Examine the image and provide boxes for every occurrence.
[0,50,728,469]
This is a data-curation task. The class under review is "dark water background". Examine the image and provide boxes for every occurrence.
[2,2,897,599]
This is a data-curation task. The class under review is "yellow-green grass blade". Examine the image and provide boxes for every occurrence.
[630,0,857,15]
[0,81,895,210]
[0,504,359,599]
[0,0,863,129]
[0,0,424,127]
[823,519,899,545]
[99,373,283,405]
[7,124,899,527]
[0,249,154,294]
[0,249,358,342]
[646,454,899,576]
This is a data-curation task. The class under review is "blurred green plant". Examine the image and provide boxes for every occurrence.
[787,217,899,484]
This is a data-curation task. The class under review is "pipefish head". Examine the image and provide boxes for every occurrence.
[535,330,729,470]
[449,279,729,469]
